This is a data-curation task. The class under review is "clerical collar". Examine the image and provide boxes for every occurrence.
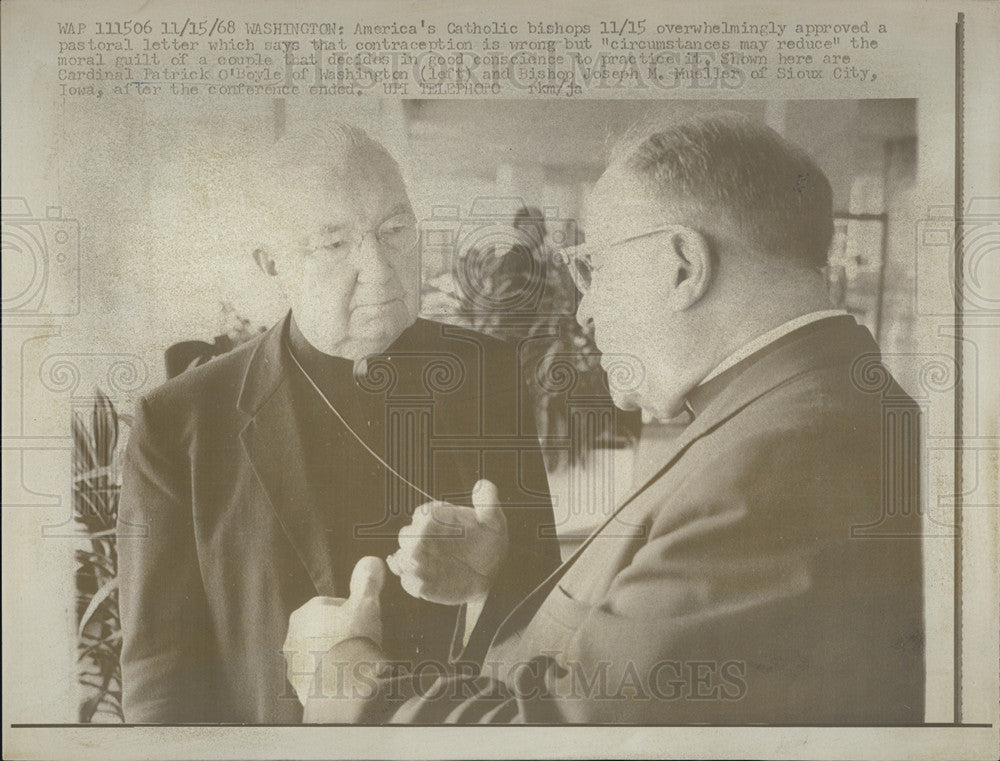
[684,314,855,418]
[288,316,422,371]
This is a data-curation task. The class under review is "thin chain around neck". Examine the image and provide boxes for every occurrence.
[286,344,437,502]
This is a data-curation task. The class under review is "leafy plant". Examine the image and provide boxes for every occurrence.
[72,389,129,722]
[73,305,260,722]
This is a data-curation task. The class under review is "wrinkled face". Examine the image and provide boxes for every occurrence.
[269,144,420,359]
[576,168,682,417]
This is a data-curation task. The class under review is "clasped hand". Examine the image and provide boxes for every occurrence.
[387,479,508,605]
[283,480,508,705]
[282,556,385,706]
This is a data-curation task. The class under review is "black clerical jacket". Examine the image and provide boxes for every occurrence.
[118,314,560,723]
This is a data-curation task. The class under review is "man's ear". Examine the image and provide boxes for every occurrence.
[253,247,279,277]
[664,227,712,311]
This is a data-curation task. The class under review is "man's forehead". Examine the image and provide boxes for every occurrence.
[296,153,406,206]
[260,155,410,248]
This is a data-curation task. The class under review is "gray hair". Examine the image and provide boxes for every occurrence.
[610,113,834,267]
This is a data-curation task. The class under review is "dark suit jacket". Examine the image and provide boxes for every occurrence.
[118,315,559,723]
[314,316,925,724]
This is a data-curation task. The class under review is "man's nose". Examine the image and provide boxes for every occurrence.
[353,232,394,283]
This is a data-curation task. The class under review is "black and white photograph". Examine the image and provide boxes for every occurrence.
[2,1,998,759]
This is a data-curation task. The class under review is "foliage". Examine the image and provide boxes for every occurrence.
[456,241,640,468]
[72,389,128,723]
[73,304,261,721]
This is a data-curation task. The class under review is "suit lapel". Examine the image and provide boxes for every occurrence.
[485,421,703,648]
[487,318,878,646]
[237,314,338,596]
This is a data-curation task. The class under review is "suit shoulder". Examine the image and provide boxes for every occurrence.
[726,357,916,438]
[139,330,268,416]
[686,361,919,502]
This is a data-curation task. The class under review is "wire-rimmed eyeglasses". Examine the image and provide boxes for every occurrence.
[304,212,419,258]
[558,225,681,293]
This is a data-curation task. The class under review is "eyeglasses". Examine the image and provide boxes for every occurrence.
[558,225,681,293]
[305,212,419,258]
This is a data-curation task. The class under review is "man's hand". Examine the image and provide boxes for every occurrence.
[387,479,508,605]
[283,556,386,707]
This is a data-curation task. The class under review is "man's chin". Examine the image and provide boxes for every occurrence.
[350,317,413,357]
[353,299,411,325]
[609,389,642,412]
[353,297,402,312]
[347,334,393,359]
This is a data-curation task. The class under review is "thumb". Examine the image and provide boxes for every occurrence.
[472,479,504,531]
[349,556,387,601]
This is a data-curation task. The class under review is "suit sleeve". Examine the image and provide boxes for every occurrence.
[118,396,221,722]
[303,427,920,724]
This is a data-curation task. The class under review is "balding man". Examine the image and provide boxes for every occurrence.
[117,124,559,723]
[295,114,924,724]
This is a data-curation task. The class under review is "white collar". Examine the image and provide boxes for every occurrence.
[701,310,851,384]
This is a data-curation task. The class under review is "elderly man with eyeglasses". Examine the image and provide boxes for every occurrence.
[116,124,560,723]
[297,113,924,725]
